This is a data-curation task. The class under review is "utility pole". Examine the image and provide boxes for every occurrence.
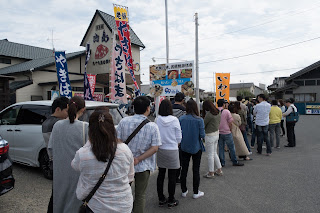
[165,0,169,64]
[195,13,200,112]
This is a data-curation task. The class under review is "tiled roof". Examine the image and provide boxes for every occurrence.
[0,39,53,60]
[0,51,85,75]
[286,59,320,81]
[80,10,145,48]
[9,80,33,90]
[230,83,254,89]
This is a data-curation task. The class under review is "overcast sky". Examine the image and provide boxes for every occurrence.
[2,0,320,92]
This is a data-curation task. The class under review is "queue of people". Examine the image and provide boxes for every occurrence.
[43,92,298,213]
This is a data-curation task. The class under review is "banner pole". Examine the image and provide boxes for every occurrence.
[195,13,200,112]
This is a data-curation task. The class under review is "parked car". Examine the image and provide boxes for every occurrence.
[0,100,123,179]
[0,135,15,196]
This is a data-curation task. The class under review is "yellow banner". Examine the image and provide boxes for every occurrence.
[113,5,129,22]
[215,73,230,102]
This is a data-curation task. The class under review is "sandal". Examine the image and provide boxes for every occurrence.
[203,173,215,178]
[214,171,223,176]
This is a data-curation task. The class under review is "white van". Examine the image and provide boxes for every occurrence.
[0,100,123,179]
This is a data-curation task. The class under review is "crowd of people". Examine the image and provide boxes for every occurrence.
[42,92,298,213]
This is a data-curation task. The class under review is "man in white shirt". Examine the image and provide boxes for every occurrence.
[253,94,272,155]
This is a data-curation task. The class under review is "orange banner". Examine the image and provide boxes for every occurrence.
[215,73,230,102]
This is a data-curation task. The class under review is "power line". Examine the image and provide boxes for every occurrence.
[169,3,320,47]
[199,36,320,64]
[199,67,304,79]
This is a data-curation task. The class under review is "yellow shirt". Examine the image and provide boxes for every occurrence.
[269,106,282,124]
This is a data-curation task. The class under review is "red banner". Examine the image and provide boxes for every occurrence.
[87,74,96,95]
[113,5,140,95]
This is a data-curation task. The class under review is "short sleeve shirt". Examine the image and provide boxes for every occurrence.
[116,114,162,173]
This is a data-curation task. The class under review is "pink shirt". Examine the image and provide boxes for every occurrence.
[218,107,233,134]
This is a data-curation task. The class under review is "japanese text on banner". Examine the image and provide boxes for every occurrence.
[215,73,230,102]
[110,32,127,104]
[113,4,140,95]
[54,51,72,99]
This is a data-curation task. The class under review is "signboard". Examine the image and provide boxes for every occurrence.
[113,4,140,95]
[84,43,94,101]
[149,61,194,97]
[54,51,72,99]
[215,73,230,101]
[73,92,104,102]
[51,90,59,100]
[110,32,127,105]
[306,105,320,114]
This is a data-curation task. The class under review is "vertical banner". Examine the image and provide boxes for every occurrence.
[87,74,96,95]
[113,4,140,96]
[54,51,72,99]
[84,43,94,100]
[110,32,127,104]
[215,73,230,102]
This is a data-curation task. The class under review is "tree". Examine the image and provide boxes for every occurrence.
[237,89,255,98]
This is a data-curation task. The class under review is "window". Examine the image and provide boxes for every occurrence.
[0,58,11,64]
[317,80,320,85]
[0,106,21,125]
[305,80,316,86]
[79,107,123,125]
[285,90,293,94]
[95,88,103,93]
[16,105,51,125]
[293,93,316,102]
[293,80,304,86]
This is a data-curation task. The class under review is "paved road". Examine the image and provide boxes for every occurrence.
[1,115,319,213]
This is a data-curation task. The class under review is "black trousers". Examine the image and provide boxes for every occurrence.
[286,122,296,147]
[280,120,285,135]
[157,168,177,201]
[180,150,202,194]
[176,146,182,180]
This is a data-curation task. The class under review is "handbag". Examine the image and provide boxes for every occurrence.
[286,106,299,123]
[125,119,150,144]
[199,138,206,152]
[79,151,115,213]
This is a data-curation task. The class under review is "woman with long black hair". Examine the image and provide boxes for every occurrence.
[179,99,205,199]
[202,100,223,178]
[72,108,134,212]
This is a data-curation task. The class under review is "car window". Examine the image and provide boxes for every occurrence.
[16,105,51,125]
[0,106,21,125]
[79,107,123,125]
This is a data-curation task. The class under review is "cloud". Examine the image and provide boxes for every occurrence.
[1,0,320,93]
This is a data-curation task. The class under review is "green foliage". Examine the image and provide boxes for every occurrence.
[237,89,255,98]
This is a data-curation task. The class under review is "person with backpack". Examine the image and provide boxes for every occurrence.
[282,98,298,147]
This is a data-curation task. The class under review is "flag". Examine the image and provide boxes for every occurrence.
[215,73,230,102]
[110,31,127,104]
[84,43,94,100]
[54,51,72,99]
[113,4,140,96]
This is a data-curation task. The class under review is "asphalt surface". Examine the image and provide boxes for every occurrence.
[0,115,319,213]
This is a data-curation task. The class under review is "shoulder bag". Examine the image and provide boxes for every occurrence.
[125,119,150,145]
[286,106,299,123]
[79,151,115,213]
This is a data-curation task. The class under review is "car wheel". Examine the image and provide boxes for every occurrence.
[39,150,53,180]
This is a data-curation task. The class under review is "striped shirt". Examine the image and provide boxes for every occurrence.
[116,114,162,173]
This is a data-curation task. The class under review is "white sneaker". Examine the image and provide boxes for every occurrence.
[181,190,188,197]
[193,191,204,199]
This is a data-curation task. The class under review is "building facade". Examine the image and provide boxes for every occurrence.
[0,10,144,105]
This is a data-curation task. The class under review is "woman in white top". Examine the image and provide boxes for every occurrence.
[282,98,298,147]
[156,99,182,208]
[72,108,134,213]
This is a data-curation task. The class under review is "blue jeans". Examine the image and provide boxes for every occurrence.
[218,133,238,165]
[251,124,257,146]
[256,125,272,154]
